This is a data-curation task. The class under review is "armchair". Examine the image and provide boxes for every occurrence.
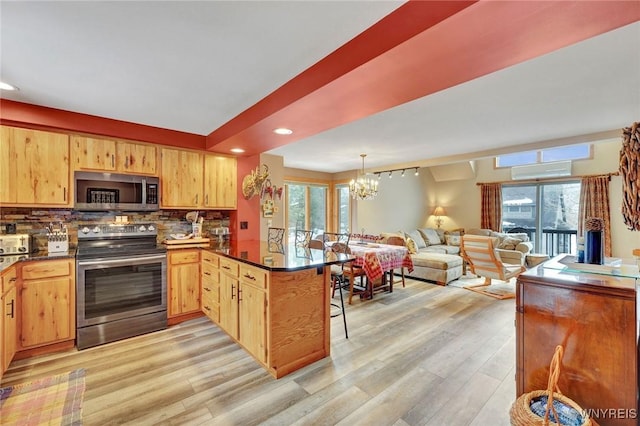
[465,228,533,267]
[460,234,526,300]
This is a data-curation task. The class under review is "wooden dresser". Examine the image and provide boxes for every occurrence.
[516,256,638,426]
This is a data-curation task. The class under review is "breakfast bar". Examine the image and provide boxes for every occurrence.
[201,241,353,378]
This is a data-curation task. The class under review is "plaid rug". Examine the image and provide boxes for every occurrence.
[0,369,85,425]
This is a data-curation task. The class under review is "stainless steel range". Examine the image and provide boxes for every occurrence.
[76,223,167,350]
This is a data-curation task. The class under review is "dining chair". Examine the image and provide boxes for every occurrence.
[308,239,325,250]
[294,229,313,248]
[332,242,368,304]
[267,227,286,253]
[385,236,406,288]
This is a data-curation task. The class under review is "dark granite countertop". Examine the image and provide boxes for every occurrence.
[204,240,353,272]
[0,248,77,273]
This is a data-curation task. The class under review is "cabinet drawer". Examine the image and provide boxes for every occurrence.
[202,300,219,323]
[1,266,17,294]
[201,251,219,267]
[201,280,219,302]
[21,259,71,280]
[240,264,267,289]
[201,262,219,282]
[169,251,199,265]
[219,258,239,277]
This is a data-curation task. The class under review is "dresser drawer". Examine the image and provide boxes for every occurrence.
[169,250,199,265]
[21,259,71,280]
[240,264,267,289]
[219,258,239,277]
[201,279,219,303]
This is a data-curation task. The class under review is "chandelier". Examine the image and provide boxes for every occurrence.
[349,154,379,200]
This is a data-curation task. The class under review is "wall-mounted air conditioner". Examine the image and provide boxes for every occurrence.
[511,160,572,180]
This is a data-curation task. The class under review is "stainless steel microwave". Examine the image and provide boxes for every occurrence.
[74,171,160,211]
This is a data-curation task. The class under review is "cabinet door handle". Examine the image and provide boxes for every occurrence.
[204,287,211,292]
[222,265,230,270]
[6,299,14,318]
[9,277,16,282]
[203,305,210,311]
[206,194,209,205]
[195,194,199,204]
[63,187,67,201]
[231,284,235,299]
[111,154,115,167]
[204,271,211,276]
[243,273,255,281]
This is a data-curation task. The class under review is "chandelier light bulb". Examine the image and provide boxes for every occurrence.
[349,154,378,200]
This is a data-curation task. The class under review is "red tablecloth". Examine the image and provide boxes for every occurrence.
[348,242,414,282]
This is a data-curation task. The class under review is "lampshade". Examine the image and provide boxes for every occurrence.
[433,206,446,217]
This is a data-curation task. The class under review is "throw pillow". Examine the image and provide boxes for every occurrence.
[445,234,461,246]
[498,236,522,250]
[406,230,427,248]
[405,237,418,254]
[419,228,441,246]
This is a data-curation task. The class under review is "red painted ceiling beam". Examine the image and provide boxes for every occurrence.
[0,99,206,150]
[206,0,640,156]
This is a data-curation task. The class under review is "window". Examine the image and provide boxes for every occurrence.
[496,144,591,168]
[502,181,580,256]
[284,182,328,239]
[335,184,351,234]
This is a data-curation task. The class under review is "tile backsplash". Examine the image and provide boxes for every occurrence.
[0,208,231,252]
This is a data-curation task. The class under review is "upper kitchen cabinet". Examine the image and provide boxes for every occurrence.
[160,147,203,208]
[0,126,71,206]
[72,136,157,175]
[203,154,237,209]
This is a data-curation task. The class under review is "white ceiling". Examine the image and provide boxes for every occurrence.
[1,1,639,173]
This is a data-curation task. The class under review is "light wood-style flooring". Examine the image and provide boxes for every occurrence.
[3,276,517,425]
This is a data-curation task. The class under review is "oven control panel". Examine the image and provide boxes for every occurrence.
[78,223,157,239]
[0,234,30,255]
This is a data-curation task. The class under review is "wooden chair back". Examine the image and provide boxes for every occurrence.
[461,234,524,281]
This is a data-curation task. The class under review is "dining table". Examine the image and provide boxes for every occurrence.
[347,241,414,298]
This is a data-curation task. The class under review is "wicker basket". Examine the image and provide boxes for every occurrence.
[510,345,592,426]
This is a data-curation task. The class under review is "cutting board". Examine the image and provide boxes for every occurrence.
[163,238,211,249]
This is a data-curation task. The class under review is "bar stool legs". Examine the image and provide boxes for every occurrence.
[331,274,348,339]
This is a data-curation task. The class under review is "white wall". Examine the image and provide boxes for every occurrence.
[354,171,428,234]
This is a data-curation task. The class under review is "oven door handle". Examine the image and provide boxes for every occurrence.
[78,254,166,267]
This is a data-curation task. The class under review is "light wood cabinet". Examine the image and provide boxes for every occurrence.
[516,263,638,426]
[219,257,240,339]
[201,251,220,323]
[1,265,18,378]
[167,250,201,319]
[160,148,203,208]
[203,154,237,209]
[18,259,75,350]
[0,126,70,206]
[116,141,156,174]
[72,136,157,175]
[211,254,269,365]
[71,136,116,171]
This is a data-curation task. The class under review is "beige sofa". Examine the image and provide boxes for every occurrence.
[464,228,534,266]
[381,228,464,285]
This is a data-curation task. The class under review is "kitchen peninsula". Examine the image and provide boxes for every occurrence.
[200,241,352,378]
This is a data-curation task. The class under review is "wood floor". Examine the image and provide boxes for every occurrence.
[2,277,517,425]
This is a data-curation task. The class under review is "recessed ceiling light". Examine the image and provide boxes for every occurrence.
[0,81,19,91]
[273,128,293,135]
[230,148,245,153]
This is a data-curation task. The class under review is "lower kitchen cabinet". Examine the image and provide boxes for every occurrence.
[206,250,329,378]
[168,250,201,321]
[18,259,75,351]
[200,250,220,323]
[1,265,17,379]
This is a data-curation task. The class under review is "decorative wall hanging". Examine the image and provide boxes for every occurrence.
[260,179,283,201]
[620,122,640,231]
[242,164,269,200]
